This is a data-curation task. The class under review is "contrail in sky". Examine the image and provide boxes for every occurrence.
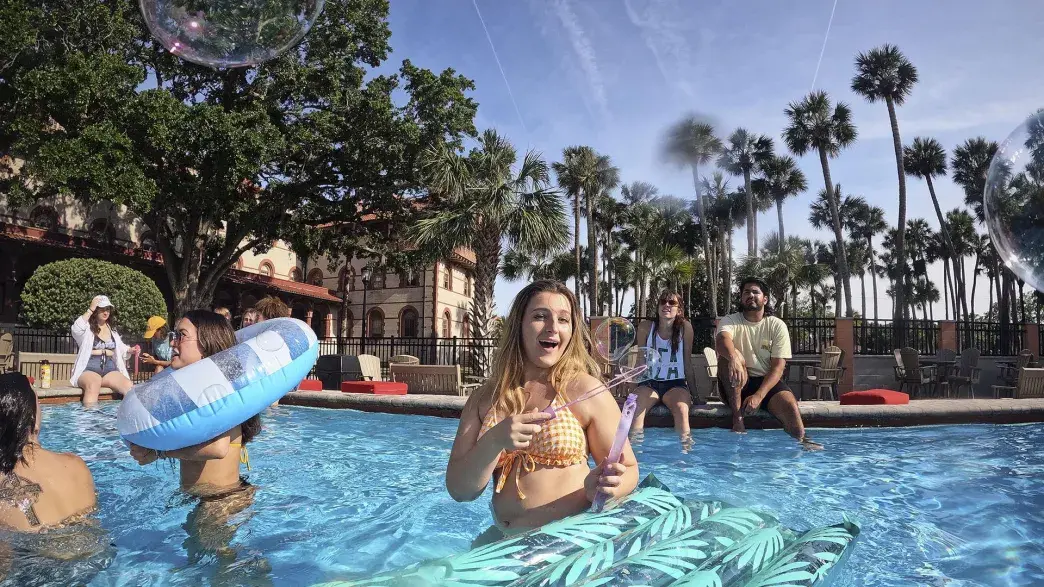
[472,0,528,135]
[811,0,839,91]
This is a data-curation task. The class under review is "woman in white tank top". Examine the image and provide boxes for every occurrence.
[631,290,695,438]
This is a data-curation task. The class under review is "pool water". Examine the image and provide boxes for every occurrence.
[11,404,1044,586]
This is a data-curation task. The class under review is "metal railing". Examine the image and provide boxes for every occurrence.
[956,321,1026,356]
[314,336,499,379]
[854,319,939,355]
[787,318,837,355]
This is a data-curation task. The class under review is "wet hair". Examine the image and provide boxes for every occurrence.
[89,305,118,336]
[485,280,600,417]
[254,296,290,320]
[179,310,261,444]
[655,290,688,355]
[0,374,37,474]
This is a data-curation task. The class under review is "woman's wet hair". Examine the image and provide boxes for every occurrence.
[89,304,118,336]
[656,290,688,355]
[179,310,261,443]
[254,296,290,320]
[0,373,37,474]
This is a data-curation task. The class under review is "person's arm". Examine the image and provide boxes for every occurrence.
[574,374,639,501]
[71,296,101,340]
[445,388,551,502]
[682,321,699,400]
[130,431,233,464]
[715,328,748,390]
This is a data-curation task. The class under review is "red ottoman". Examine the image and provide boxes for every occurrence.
[840,389,909,405]
[297,378,323,392]
[340,381,408,395]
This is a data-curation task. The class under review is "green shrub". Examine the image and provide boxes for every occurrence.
[20,259,168,338]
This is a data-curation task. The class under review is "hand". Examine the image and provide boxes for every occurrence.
[89,296,102,312]
[585,456,628,502]
[129,443,160,466]
[489,410,552,452]
[741,393,763,415]
[728,352,748,390]
[140,353,156,365]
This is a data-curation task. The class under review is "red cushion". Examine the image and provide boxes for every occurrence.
[297,378,323,392]
[840,389,909,405]
[340,381,408,395]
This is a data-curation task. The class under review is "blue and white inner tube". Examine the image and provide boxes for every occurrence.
[117,317,319,451]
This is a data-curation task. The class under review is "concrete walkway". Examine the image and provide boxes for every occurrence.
[37,385,1044,429]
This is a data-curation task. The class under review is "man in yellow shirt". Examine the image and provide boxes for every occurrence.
[715,277,818,448]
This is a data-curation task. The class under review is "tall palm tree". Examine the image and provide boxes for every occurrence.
[904,136,968,322]
[717,128,775,256]
[663,116,723,315]
[756,155,808,252]
[846,238,870,320]
[852,44,919,323]
[417,130,569,375]
[951,137,1000,222]
[846,197,888,320]
[783,90,857,316]
[553,146,620,314]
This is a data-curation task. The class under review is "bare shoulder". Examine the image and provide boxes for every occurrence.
[566,373,619,425]
[56,451,92,480]
[463,382,493,422]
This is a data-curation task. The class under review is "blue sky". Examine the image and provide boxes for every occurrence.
[385,0,1044,318]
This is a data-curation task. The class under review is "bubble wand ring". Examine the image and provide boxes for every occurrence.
[541,363,649,418]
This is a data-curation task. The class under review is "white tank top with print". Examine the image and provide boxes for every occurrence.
[645,326,685,381]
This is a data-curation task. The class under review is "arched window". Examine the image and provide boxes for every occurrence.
[367,308,385,338]
[462,313,471,338]
[258,261,275,277]
[442,310,452,338]
[400,307,419,338]
[29,206,58,230]
[140,231,157,251]
[88,218,114,244]
[288,267,303,282]
[307,268,324,286]
[442,265,452,290]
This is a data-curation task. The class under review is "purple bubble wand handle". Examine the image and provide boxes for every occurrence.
[541,364,647,418]
[591,393,637,513]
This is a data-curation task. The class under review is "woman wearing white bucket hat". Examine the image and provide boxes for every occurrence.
[70,295,133,406]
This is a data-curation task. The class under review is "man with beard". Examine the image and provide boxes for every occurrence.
[715,277,819,448]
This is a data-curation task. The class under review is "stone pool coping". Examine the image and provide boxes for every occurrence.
[36,385,1044,428]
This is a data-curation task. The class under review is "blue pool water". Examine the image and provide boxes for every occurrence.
[10,404,1044,586]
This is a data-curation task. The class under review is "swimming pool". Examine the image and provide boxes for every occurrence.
[13,403,1044,586]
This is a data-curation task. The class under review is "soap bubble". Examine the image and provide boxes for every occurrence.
[984,109,1044,293]
[621,346,661,382]
[592,317,636,363]
[140,0,326,68]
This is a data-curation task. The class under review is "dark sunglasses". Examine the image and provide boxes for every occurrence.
[660,299,679,307]
[168,331,197,344]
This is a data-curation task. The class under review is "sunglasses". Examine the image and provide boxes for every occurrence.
[168,331,197,344]
[660,299,679,307]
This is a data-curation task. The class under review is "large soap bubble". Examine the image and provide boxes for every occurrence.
[140,0,325,68]
[984,109,1044,293]
[592,317,636,363]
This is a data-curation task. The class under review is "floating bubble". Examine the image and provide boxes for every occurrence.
[140,0,326,68]
[593,317,636,363]
[984,109,1044,293]
[621,346,661,382]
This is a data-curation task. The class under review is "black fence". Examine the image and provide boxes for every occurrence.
[787,318,837,355]
[314,336,499,379]
[956,321,1026,357]
[854,319,939,355]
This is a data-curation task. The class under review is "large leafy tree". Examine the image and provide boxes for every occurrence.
[783,90,857,316]
[851,44,919,322]
[552,146,619,314]
[717,128,774,256]
[0,0,478,317]
[663,117,723,316]
[416,130,569,375]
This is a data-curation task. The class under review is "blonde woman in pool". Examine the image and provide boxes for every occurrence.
[446,280,639,541]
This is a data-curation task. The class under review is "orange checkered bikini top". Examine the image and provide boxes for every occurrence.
[479,394,589,500]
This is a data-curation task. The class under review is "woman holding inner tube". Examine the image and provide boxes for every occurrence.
[128,310,261,496]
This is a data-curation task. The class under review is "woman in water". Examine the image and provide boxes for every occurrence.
[70,295,133,406]
[128,310,261,495]
[631,290,696,438]
[0,373,97,530]
[446,280,639,540]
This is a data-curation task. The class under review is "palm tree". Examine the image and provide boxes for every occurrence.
[663,116,723,315]
[951,137,1000,222]
[846,197,888,320]
[553,146,620,314]
[903,136,968,322]
[846,238,870,320]
[417,130,569,375]
[756,155,808,253]
[783,90,857,316]
[852,44,918,323]
[717,128,774,256]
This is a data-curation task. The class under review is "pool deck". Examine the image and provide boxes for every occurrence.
[36,385,1044,428]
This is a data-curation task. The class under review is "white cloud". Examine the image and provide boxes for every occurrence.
[547,0,611,120]
[856,96,1041,141]
[623,0,698,97]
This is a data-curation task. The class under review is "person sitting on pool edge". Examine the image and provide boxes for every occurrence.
[716,277,820,448]
[0,373,97,530]
[70,295,134,406]
[631,290,697,438]
[446,280,639,542]
[128,310,262,496]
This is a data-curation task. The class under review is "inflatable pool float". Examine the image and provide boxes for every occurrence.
[319,476,859,587]
[116,317,319,451]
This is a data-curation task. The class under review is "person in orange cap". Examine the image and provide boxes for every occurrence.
[140,316,172,373]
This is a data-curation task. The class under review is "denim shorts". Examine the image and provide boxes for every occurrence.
[85,355,118,376]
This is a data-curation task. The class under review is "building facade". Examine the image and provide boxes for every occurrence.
[0,192,477,341]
